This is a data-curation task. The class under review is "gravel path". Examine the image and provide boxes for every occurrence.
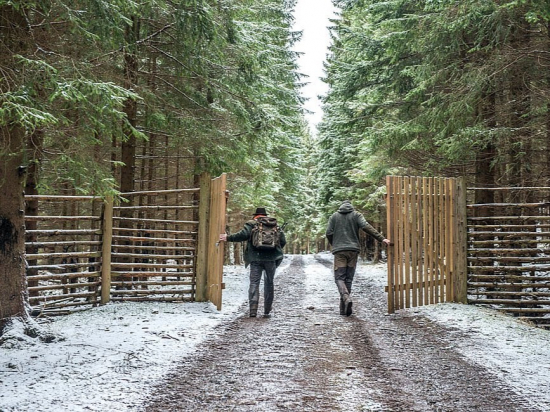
[145,254,538,412]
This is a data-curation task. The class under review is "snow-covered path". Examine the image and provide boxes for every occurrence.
[1,254,549,411]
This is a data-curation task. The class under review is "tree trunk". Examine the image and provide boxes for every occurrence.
[118,17,140,278]
[0,5,30,331]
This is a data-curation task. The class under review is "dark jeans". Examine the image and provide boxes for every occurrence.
[334,251,358,301]
[249,261,276,314]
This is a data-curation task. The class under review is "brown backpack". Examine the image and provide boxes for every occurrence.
[251,217,280,250]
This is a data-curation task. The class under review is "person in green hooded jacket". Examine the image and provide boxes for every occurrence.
[326,200,391,316]
[219,207,286,318]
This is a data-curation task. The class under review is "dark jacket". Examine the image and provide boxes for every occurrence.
[227,219,286,267]
[325,201,385,254]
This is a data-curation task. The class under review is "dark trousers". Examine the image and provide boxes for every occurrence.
[333,250,358,301]
[249,261,277,314]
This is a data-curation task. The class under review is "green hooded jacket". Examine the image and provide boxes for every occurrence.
[227,219,286,267]
[325,200,385,254]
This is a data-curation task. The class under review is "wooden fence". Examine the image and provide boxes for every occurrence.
[25,173,227,315]
[467,187,550,328]
[386,176,468,314]
[26,195,104,314]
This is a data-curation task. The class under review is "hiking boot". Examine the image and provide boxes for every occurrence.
[263,313,272,318]
[250,311,257,317]
[339,298,346,315]
[344,296,353,317]
[250,304,258,318]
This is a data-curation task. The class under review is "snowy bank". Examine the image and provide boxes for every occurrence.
[0,264,252,412]
[361,260,550,410]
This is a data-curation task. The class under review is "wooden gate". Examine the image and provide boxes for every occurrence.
[25,173,228,313]
[386,176,468,313]
[205,173,227,310]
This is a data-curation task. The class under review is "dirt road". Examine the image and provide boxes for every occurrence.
[145,255,537,411]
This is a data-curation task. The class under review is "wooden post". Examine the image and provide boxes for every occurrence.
[453,177,468,303]
[195,172,211,302]
[101,196,114,304]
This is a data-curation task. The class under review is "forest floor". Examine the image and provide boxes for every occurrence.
[144,254,546,412]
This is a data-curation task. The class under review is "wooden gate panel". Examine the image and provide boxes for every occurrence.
[386,176,467,313]
[206,173,227,310]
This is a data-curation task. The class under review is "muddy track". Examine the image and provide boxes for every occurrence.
[145,255,538,412]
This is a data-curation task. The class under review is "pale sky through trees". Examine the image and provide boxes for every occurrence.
[292,0,337,134]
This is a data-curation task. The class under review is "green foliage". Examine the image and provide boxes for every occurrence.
[316,0,550,225]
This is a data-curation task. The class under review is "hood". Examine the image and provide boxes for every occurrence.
[337,200,354,214]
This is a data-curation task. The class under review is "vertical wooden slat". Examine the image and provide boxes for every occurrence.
[386,176,395,313]
[415,177,424,306]
[403,176,411,308]
[438,178,446,302]
[101,196,114,305]
[446,178,455,301]
[395,176,404,310]
[433,177,442,303]
[206,173,227,310]
[422,177,429,305]
[425,177,432,304]
[195,172,211,302]
[410,177,419,307]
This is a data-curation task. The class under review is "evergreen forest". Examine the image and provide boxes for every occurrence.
[1,0,550,327]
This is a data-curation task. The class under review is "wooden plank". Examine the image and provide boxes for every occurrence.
[469,231,550,237]
[471,299,550,305]
[428,177,435,304]
[395,176,402,311]
[24,195,102,201]
[112,271,194,278]
[26,251,101,260]
[422,177,430,306]
[470,239,550,245]
[386,176,395,313]
[438,177,445,302]
[113,216,199,225]
[25,216,101,221]
[119,188,200,196]
[396,176,404,310]
[445,178,453,301]
[468,264,550,271]
[207,174,227,310]
[467,282,550,288]
[403,176,411,308]
[468,216,550,221]
[410,177,419,307]
[112,244,195,251]
[111,235,196,244]
[192,184,212,303]
[415,177,424,306]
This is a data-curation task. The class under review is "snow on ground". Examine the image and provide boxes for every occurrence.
[361,260,550,409]
[1,255,550,411]
[0,263,255,412]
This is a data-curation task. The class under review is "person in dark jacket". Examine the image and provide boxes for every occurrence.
[219,207,286,318]
[326,200,391,316]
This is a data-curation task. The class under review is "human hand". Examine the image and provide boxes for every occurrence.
[219,233,227,242]
[382,238,392,246]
